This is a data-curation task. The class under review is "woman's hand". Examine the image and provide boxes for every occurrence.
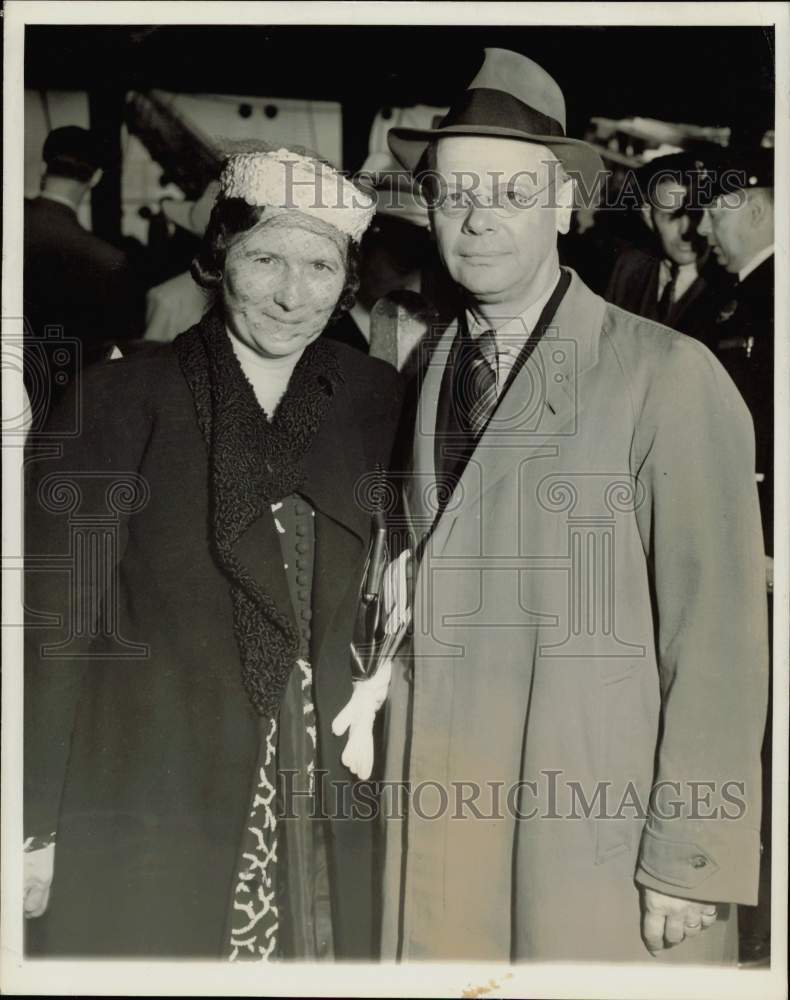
[24,842,55,919]
[334,551,411,779]
[332,657,392,781]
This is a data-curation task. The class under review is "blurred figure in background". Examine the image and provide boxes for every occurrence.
[328,212,432,352]
[144,180,220,343]
[24,126,144,428]
[605,152,727,338]
[698,145,773,566]
[698,146,774,967]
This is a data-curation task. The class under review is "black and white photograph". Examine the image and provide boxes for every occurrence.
[2,3,787,997]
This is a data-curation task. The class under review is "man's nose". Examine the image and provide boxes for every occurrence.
[462,204,498,235]
[273,270,302,310]
[697,211,711,238]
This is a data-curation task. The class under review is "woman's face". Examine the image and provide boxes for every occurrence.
[223,223,347,358]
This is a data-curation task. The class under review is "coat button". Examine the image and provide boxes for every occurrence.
[296,541,309,554]
[296,573,309,586]
[690,855,708,869]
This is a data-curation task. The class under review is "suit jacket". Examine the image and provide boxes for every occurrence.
[381,268,768,962]
[605,246,726,341]
[24,336,401,957]
[23,197,144,426]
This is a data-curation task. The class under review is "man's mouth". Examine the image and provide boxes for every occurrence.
[459,251,509,262]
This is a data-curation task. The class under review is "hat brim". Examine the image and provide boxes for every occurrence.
[388,125,607,208]
[161,198,201,236]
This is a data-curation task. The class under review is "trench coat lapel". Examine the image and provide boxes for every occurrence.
[406,320,459,547]
[427,271,606,554]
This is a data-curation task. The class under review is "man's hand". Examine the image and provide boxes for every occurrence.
[641,887,718,953]
[24,842,55,919]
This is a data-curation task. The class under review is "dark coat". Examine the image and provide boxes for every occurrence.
[23,197,145,425]
[605,246,727,341]
[706,255,774,553]
[24,335,402,958]
[325,312,370,354]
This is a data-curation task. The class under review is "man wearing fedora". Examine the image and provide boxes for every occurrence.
[379,49,768,963]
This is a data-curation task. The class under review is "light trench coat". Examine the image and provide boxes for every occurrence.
[381,269,768,963]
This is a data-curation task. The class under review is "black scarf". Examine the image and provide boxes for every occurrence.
[173,308,343,717]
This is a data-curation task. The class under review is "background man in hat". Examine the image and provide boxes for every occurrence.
[143,180,220,343]
[23,126,144,428]
[380,49,768,963]
[698,145,774,965]
[605,152,728,339]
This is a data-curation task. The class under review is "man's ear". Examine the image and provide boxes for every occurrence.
[748,189,770,228]
[556,177,575,236]
[88,168,103,190]
[640,204,655,232]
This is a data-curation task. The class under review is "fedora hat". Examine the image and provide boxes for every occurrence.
[388,48,605,201]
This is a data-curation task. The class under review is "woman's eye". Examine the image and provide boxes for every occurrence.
[505,187,531,207]
[312,261,334,273]
[255,256,274,265]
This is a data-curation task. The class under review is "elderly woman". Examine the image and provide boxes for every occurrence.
[23,146,401,960]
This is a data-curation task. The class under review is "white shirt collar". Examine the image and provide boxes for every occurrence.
[349,301,371,343]
[465,271,561,358]
[738,245,774,283]
[39,191,78,212]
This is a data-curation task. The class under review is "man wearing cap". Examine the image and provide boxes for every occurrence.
[379,49,768,963]
[698,145,774,965]
[605,152,728,339]
[698,146,774,567]
[24,126,144,427]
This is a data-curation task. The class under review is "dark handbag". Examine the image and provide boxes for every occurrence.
[350,509,389,681]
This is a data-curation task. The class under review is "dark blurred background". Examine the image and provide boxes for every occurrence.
[26,24,775,169]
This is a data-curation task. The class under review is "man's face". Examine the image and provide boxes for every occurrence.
[223,223,346,358]
[430,137,570,305]
[697,192,751,274]
[650,180,701,266]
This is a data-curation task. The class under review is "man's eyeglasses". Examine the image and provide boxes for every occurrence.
[430,181,557,218]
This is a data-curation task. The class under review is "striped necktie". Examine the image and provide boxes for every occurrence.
[459,328,499,439]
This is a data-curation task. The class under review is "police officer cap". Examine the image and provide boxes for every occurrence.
[695,144,773,202]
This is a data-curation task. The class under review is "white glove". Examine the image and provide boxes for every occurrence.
[332,657,392,780]
[24,842,55,918]
[333,551,411,780]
